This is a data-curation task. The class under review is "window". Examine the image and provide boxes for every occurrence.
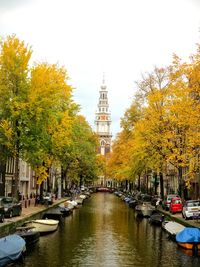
[101,140,105,146]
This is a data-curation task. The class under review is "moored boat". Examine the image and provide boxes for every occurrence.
[128,199,139,209]
[97,187,111,192]
[79,194,87,200]
[135,204,143,217]
[58,205,72,216]
[162,221,185,239]
[135,202,155,217]
[149,212,164,226]
[15,226,40,248]
[42,208,64,221]
[74,197,84,205]
[140,203,155,217]
[0,234,26,266]
[63,201,75,211]
[65,200,78,208]
[176,227,200,251]
[24,219,59,235]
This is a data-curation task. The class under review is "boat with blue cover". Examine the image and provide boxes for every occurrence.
[176,227,200,251]
[0,234,26,266]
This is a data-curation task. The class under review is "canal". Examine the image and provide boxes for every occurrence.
[19,193,200,267]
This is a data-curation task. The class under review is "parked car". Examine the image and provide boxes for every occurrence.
[0,197,22,218]
[43,192,53,205]
[169,197,183,214]
[182,200,200,220]
[0,206,4,223]
[162,194,180,210]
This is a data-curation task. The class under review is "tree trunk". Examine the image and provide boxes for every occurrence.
[0,161,6,196]
[46,167,50,192]
[39,181,44,202]
[137,174,141,191]
[154,173,158,195]
[146,175,149,194]
[12,155,20,199]
[80,174,84,187]
[159,172,164,199]
[61,166,67,197]
[13,121,20,200]
[178,166,183,197]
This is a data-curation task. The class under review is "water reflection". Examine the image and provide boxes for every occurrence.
[19,193,200,267]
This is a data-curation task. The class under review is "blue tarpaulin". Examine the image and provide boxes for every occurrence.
[0,234,25,266]
[176,227,200,243]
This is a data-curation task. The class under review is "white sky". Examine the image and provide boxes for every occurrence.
[0,0,200,137]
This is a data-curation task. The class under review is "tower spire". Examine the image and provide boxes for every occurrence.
[95,77,112,156]
[102,72,105,85]
[101,73,107,90]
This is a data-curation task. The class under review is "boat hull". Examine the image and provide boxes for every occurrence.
[0,234,26,266]
[15,227,40,248]
[162,221,185,239]
[136,203,155,217]
[42,208,64,221]
[25,219,59,234]
[149,213,164,225]
[178,242,200,250]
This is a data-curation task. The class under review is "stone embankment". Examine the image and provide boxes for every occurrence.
[0,198,66,237]
[158,207,200,228]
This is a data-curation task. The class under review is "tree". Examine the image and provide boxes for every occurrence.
[0,35,32,198]
[23,62,76,192]
[61,115,99,188]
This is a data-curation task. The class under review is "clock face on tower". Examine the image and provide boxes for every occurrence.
[101,115,107,120]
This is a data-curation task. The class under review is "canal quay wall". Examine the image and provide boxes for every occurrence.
[0,198,67,238]
[158,207,200,229]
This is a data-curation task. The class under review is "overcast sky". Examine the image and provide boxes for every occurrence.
[0,0,200,137]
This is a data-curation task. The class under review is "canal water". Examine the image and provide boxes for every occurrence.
[19,193,200,267]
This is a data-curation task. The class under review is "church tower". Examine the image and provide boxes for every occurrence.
[95,76,112,155]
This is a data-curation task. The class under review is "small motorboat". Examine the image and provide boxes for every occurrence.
[0,234,26,266]
[79,194,87,200]
[136,202,155,217]
[42,208,64,221]
[97,187,110,192]
[15,226,40,248]
[128,199,139,209]
[65,200,78,208]
[140,203,155,217]
[58,205,72,216]
[63,201,75,211]
[83,191,91,198]
[135,204,143,216]
[74,197,84,205]
[149,212,165,226]
[124,196,133,203]
[176,227,200,252]
[162,221,185,239]
[23,219,59,235]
